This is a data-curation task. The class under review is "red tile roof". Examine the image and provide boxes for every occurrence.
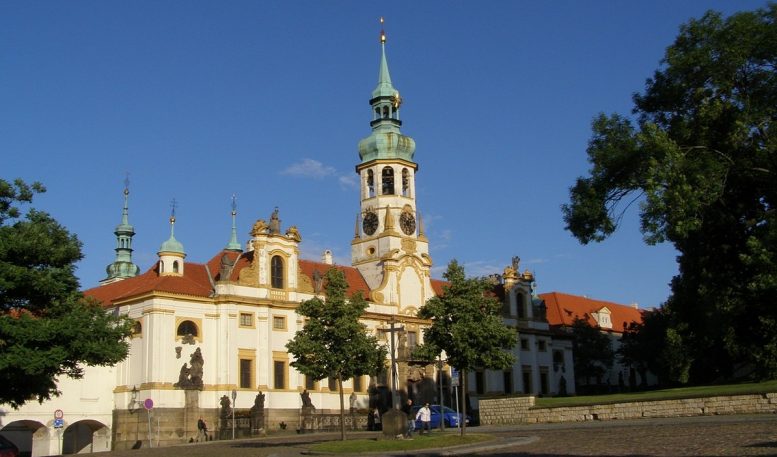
[298,260,371,297]
[84,262,214,307]
[84,252,374,306]
[540,291,643,334]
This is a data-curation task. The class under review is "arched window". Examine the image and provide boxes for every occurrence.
[374,107,380,120]
[382,106,389,118]
[516,292,526,318]
[177,320,198,337]
[173,260,179,273]
[367,170,375,198]
[271,255,284,289]
[401,168,410,197]
[159,261,165,273]
[382,167,395,195]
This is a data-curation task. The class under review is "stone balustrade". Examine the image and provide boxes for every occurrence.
[478,393,777,425]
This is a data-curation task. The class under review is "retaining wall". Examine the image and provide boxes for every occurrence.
[479,393,777,425]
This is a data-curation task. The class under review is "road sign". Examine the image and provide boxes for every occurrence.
[143,398,154,410]
[451,368,460,387]
[54,409,64,419]
[53,418,64,428]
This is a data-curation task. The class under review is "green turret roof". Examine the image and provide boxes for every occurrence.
[103,184,140,283]
[225,195,242,252]
[159,215,185,255]
[358,22,416,165]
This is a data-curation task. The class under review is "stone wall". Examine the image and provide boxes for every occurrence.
[479,393,777,425]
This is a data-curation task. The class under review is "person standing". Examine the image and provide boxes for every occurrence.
[197,416,208,442]
[402,399,415,438]
[415,403,431,435]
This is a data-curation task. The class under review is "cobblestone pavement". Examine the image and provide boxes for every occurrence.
[93,414,777,457]
[476,414,777,456]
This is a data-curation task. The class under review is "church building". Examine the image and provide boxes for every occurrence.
[0,28,574,455]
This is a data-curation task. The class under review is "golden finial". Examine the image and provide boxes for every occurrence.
[380,17,386,44]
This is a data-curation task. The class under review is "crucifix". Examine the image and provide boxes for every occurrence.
[384,315,405,410]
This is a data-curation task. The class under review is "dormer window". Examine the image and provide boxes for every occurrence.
[593,308,613,329]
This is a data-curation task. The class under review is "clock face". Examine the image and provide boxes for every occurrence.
[400,212,416,235]
[363,211,378,236]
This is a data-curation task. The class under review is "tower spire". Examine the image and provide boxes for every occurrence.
[101,176,140,284]
[225,194,242,251]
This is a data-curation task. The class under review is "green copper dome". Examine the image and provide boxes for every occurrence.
[159,216,185,255]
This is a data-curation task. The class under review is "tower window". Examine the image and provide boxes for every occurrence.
[271,255,284,289]
[382,105,389,118]
[367,170,375,198]
[402,168,410,197]
[173,260,180,274]
[159,261,164,273]
[382,167,395,195]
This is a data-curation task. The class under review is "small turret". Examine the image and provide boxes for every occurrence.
[101,179,140,284]
[158,200,185,276]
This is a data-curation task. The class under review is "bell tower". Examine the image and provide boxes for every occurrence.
[351,19,434,311]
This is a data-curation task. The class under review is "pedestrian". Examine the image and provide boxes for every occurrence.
[416,403,431,435]
[402,398,415,438]
[197,416,208,442]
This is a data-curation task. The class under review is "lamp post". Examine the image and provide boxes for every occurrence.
[231,389,237,440]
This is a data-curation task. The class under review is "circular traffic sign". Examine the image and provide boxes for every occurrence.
[143,398,154,410]
[54,409,64,419]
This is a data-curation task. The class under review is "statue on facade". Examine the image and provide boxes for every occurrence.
[269,207,281,234]
[174,348,204,389]
[251,391,265,411]
[219,395,232,419]
[300,389,315,409]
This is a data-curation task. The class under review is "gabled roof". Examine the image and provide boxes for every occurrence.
[540,291,642,334]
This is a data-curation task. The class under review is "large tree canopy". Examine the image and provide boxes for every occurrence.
[0,178,133,407]
[415,260,517,435]
[562,5,777,382]
[286,268,386,440]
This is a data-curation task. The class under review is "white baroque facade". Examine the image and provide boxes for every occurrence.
[0,33,575,456]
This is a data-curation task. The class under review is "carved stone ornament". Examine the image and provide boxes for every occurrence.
[251,219,268,236]
[286,225,302,242]
[401,238,416,253]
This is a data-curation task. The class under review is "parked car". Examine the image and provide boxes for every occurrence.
[0,435,18,457]
[411,404,470,428]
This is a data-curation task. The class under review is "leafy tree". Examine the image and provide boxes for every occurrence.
[562,5,777,382]
[286,268,386,441]
[0,178,133,408]
[568,317,614,390]
[415,260,517,436]
[618,308,691,387]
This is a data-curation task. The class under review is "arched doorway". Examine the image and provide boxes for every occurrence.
[62,420,110,454]
[0,419,47,457]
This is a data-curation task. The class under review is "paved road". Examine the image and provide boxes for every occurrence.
[93,414,777,457]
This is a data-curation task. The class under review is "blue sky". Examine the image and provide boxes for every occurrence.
[1,1,766,308]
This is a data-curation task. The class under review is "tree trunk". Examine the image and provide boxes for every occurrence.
[460,368,467,436]
[338,376,346,441]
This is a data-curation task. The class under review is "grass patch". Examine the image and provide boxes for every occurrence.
[535,380,777,408]
[309,432,493,454]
